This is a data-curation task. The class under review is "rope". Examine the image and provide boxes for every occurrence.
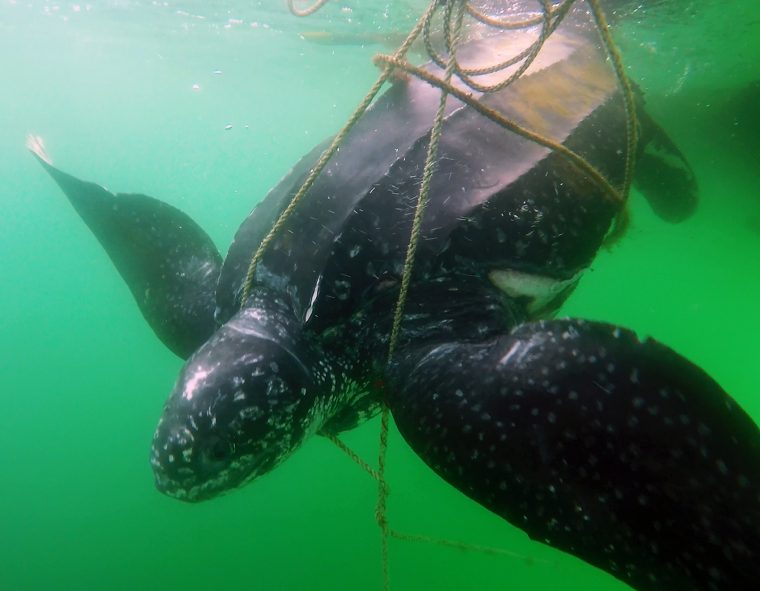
[386,0,465,362]
[426,0,575,94]
[287,0,329,17]
[389,530,547,564]
[377,7,635,575]
[329,414,538,580]
[261,2,639,587]
[325,433,382,482]
[327,412,539,575]
[466,0,568,30]
[379,4,467,587]
[373,54,624,206]
[586,0,638,243]
[376,406,391,591]
[255,0,628,307]
[239,0,439,305]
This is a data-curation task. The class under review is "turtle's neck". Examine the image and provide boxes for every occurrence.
[314,273,527,434]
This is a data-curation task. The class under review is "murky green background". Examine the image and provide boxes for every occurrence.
[1,1,758,590]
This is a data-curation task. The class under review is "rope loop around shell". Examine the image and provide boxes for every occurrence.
[254,0,636,307]
[254,2,639,587]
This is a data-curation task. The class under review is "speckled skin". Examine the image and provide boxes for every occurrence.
[34,16,758,591]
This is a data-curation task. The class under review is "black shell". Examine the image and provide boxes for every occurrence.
[216,27,625,330]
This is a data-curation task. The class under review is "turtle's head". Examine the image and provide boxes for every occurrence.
[150,304,319,502]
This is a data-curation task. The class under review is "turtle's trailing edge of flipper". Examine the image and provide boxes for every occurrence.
[29,135,222,358]
[387,318,760,591]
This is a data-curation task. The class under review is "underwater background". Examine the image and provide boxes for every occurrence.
[1,1,758,590]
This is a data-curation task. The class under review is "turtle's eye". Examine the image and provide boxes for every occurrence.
[208,437,234,461]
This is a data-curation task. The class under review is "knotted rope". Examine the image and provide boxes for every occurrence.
[264,1,640,587]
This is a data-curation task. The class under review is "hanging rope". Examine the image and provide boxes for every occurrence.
[386,0,466,362]
[586,0,638,243]
[247,0,631,305]
[372,53,624,206]
[264,1,639,587]
[388,530,549,564]
[376,406,392,590]
[466,0,568,30]
[378,4,469,582]
[425,0,576,94]
[324,432,382,482]
[327,418,545,570]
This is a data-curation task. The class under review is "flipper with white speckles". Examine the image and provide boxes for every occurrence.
[30,141,222,358]
[388,319,760,591]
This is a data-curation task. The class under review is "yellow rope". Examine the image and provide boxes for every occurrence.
[427,0,576,94]
[287,0,329,17]
[373,54,625,206]
[374,2,636,584]
[376,406,391,591]
[378,4,467,587]
[455,0,554,94]
[466,0,570,30]
[239,1,439,305]
[586,0,638,195]
[263,3,638,587]
[585,0,638,243]
[249,0,629,304]
[328,408,544,577]
[324,433,382,482]
[389,530,548,564]
[386,0,465,362]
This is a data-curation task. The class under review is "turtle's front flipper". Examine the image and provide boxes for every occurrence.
[30,138,222,358]
[634,110,698,222]
[388,319,760,591]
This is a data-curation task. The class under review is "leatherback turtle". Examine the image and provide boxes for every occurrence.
[30,15,759,591]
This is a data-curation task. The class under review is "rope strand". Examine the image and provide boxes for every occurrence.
[261,4,639,589]
[376,406,391,591]
[373,54,624,206]
[586,0,638,243]
[387,0,466,362]
[240,1,439,305]
[389,530,550,564]
[324,433,382,482]
[287,0,330,17]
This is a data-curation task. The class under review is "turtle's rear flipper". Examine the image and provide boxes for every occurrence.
[634,111,698,222]
[388,319,760,591]
[30,139,221,359]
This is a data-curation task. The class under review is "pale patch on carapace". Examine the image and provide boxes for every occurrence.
[489,268,581,315]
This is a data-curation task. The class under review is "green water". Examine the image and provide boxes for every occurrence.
[1,2,758,590]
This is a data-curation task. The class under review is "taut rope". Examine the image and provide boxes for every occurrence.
[265,1,640,587]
